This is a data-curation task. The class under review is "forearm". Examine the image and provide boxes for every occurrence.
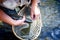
[0,9,19,26]
[31,0,38,11]
[32,0,38,6]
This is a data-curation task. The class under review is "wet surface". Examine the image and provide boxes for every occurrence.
[38,0,60,40]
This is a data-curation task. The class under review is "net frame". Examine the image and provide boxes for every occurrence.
[12,5,43,40]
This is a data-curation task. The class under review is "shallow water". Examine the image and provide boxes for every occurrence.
[38,0,60,40]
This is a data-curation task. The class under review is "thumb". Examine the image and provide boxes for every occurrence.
[20,22,28,26]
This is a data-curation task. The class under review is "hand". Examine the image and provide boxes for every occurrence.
[0,9,26,26]
[31,5,40,20]
[14,16,26,26]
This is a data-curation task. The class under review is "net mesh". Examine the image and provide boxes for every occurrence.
[12,15,42,40]
[12,6,42,40]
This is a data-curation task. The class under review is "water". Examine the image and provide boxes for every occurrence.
[38,0,60,40]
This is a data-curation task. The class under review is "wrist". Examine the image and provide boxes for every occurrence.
[11,20,17,26]
[32,3,38,6]
[31,3,38,8]
[13,20,21,26]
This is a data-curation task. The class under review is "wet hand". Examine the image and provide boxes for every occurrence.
[14,16,26,26]
[31,6,40,20]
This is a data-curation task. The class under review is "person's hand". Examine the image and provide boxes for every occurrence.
[31,5,40,20]
[14,15,26,26]
[0,9,26,26]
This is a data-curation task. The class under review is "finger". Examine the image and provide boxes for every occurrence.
[20,22,27,26]
[22,15,26,22]
[35,15,38,19]
[34,14,39,20]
